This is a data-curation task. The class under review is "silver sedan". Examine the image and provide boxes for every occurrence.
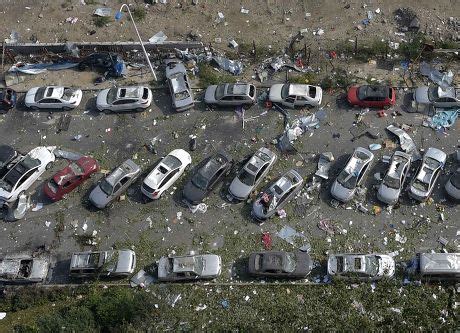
[377,151,411,205]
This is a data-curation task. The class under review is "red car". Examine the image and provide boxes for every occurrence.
[347,85,396,108]
[44,156,99,201]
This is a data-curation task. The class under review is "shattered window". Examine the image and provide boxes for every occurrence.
[337,170,358,189]
[107,88,118,104]
[383,175,401,190]
[61,88,74,101]
[281,84,290,99]
[163,155,181,169]
[99,179,113,195]
[412,178,429,192]
[215,85,226,100]
[282,253,296,273]
[238,169,255,186]
[35,87,46,102]
[273,185,283,196]
[365,256,379,276]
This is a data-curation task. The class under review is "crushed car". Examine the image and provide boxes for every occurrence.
[269,83,322,108]
[89,159,141,209]
[142,149,191,200]
[248,251,312,279]
[78,52,125,77]
[44,156,99,201]
[330,147,374,203]
[408,147,446,202]
[70,249,136,278]
[445,168,460,201]
[96,86,153,113]
[377,151,412,205]
[228,147,277,201]
[165,59,194,112]
[0,254,50,284]
[327,253,395,281]
[252,169,303,221]
[157,254,222,282]
[25,86,83,110]
[414,86,460,108]
[204,83,256,106]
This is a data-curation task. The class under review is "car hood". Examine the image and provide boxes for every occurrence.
[229,177,252,200]
[330,181,354,203]
[414,86,430,104]
[377,255,395,277]
[174,95,194,110]
[377,184,400,205]
[269,84,284,102]
[89,185,110,208]
[96,89,110,109]
[25,87,39,105]
[183,180,206,204]
[204,85,217,103]
[113,250,135,274]
[200,254,222,276]
[30,259,50,280]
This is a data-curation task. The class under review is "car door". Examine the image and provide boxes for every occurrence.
[39,98,59,109]
[283,95,296,108]
[158,168,179,193]
[254,163,269,186]
[220,96,234,106]
[295,95,308,106]
[112,99,135,111]
[117,176,132,194]
[14,167,38,195]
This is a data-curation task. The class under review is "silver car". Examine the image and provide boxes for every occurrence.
[165,59,194,112]
[445,168,460,200]
[414,86,460,108]
[409,147,447,202]
[330,147,374,203]
[89,159,141,209]
[268,83,322,108]
[69,249,136,278]
[327,253,395,281]
[377,151,412,205]
[252,169,303,221]
[96,86,152,112]
[204,83,256,106]
[0,254,50,283]
[228,147,277,201]
[157,254,222,282]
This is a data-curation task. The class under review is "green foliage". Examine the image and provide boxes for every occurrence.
[93,16,112,28]
[238,42,277,62]
[131,7,147,21]
[289,72,318,85]
[198,64,237,88]
[399,33,425,59]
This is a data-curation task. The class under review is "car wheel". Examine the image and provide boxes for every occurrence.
[78,63,87,71]
[136,107,144,112]
[103,109,111,114]
[62,107,72,111]
[383,105,390,110]
[30,106,39,111]
[45,162,52,170]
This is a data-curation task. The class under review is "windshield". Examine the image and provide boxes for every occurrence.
[106,88,118,104]
[61,88,74,101]
[35,87,46,102]
[215,85,226,100]
[425,157,441,170]
[163,155,181,169]
[383,175,400,190]
[238,169,256,186]
[47,179,58,193]
[191,172,209,190]
[282,253,296,273]
[427,87,439,101]
[281,84,290,99]
[174,90,190,101]
[99,179,113,195]
[365,256,380,276]
[337,170,358,189]
[69,162,84,175]
[412,178,429,192]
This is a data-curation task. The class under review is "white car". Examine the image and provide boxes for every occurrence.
[0,146,55,204]
[414,86,460,108]
[96,86,153,112]
[377,151,412,205]
[141,149,191,199]
[327,253,395,281]
[25,86,82,110]
[0,254,50,283]
[269,83,322,108]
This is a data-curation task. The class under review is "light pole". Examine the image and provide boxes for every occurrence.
[115,4,157,81]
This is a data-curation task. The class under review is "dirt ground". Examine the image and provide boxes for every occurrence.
[1,0,459,51]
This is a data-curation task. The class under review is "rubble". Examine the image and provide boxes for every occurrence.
[315,152,334,179]
[386,125,420,160]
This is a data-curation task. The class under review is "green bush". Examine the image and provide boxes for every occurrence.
[198,64,237,88]
[93,16,112,28]
[132,7,147,21]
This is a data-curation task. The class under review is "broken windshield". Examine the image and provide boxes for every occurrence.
[192,172,209,190]
[365,256,379,276]
[215,85,226,100]
[61,88,75,101]
[282,253,296,272]
[412,178,429,192]
[337,170,358,189]
[238,169,256,186]
[383,175,400,190]
[281,84,290,99]
[106,88,118,104]
[99,179,113,196]
[69,162,84,175]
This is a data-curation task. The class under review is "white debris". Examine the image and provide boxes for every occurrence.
[82,223,88,231]
[0,313,5,320]
[45,221,51,228]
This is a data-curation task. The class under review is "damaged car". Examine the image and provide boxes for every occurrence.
[0,88,17,111]
[252,169,303,221]
[0,145,21,178]
[165,59,194,112]
[413,86,460,108]
[0,146,55,204]
[89,159,141,209]
[347,85,396,109]
[445,168,460,201]
[269,83,322,108]
[183,152,233,205]
[157,254,222,282]
[248,251,312,279]
[377,151,412,205]
[204,83,256,106]
[25,86,83,110]
[142,149,191,200]
[44,156,99,201]
[96,86,153,113]
[0,254,50,284]
[330,147,374,203]
[327,253,395,281]
[228,147,277,201]
[70,249,136,278]
[409,147,446,202]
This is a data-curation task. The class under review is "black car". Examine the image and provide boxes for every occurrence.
[183,152,233,205]
[78,52,124,77]
[248,251,313,278]
[0,145,20,178]
[0,88,17,110]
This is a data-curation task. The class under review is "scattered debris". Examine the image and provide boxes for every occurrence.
[419,62,453,90]
[315,152,334,179]
[424,109,459,130]
[94,8,112,17]
[277,225,305,245]
[386,125,420,160]
[149,31,168,44]
[262,232,272,250]
[130,269,155,288]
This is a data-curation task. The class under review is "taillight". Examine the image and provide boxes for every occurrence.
[153,191,160,196]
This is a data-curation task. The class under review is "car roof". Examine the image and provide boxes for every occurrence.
[106,159,140,185]
[245,148,274,175]
[288,84,311,97]
[271,170,302,196]
[117,87,142,99]
[420,253,460,273]
[172,255,199,273]
[225,83,250,96]
[199,153,229,179]
[259,252,287,271]
[44,86,64,99]
[358,85,389,98]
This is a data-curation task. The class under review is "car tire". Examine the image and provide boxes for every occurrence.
[62,107,72,111]
[45,162,52,170]
[136,108,144,112]
[78,63,88,71]
[383,105,390,110]
[102,109,111,114]
[30,106,39,111]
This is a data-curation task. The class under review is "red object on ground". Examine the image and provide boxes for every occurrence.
[265,100,273,108]
[262,232,272,250]
[329,51,337,59]
[377,110,387,118]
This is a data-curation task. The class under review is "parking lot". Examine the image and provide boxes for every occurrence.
[0,66,458,285]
